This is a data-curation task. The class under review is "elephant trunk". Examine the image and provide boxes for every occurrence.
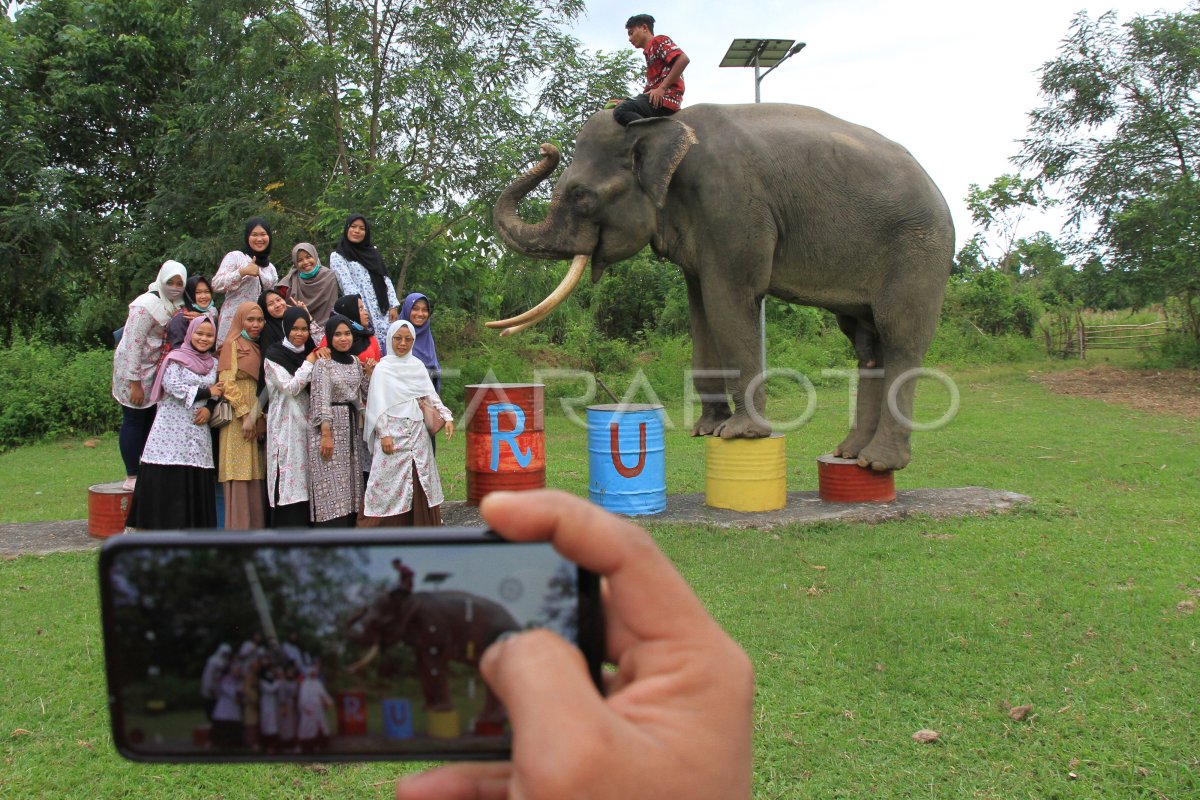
[490,143,592,335]
[493,143,582,260]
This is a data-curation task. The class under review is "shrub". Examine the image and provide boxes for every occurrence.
[1143,333,1200,369]
[592,253,678,340]
[925,319,1042,366]
[0,341,120,450]
[944,269,1042,337]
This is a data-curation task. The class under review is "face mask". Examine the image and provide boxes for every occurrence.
[163,285,184,301]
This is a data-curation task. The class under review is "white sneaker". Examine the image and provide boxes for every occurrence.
[122,476,136,492]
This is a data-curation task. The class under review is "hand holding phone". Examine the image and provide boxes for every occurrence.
[396,490,755,800]
[100,524,602,762]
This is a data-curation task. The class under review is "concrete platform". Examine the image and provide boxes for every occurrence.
[1,488,1030,557]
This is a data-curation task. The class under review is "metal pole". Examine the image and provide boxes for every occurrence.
[243,561,278,642]
[753,48,766,380]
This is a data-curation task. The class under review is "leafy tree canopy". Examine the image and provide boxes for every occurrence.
[0,0,639,345]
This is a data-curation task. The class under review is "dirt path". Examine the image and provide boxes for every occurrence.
[1,489,1033,557]
[1031,366,1200,419]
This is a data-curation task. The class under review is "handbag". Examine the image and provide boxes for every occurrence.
[419,397,446,434]
[208,399,233,429]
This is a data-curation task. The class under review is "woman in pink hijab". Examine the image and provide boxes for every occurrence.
[125,316,225,530]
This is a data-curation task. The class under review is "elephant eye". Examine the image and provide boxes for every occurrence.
[570,186,597,214]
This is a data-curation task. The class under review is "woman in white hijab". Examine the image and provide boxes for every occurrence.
[362,320,455,526]
[112,260,187,490]
[296,666,332,754]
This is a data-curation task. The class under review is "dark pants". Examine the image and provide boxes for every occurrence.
[119,405,157,476]
[613,94,677,127]
[314,512,356,529]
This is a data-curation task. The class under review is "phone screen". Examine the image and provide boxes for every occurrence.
[99,530,601,762]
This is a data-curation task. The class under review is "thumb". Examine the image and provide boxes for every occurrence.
[481,629,605,747]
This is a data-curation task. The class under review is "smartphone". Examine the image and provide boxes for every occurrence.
[98,528,604,763]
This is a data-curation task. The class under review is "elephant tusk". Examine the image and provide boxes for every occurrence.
[498,305,555,337]
[486,254,588,332]
[346,643,380,674]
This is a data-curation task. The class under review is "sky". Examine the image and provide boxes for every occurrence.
[564,0,1175,255]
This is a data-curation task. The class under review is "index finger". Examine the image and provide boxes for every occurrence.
[480,490,715,641]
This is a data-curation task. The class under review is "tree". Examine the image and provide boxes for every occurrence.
[964,174,1053,273]
[0,0,639,344]
[1109,179,1200,337]
[1018,4,1200,336]
[265,0,639,295]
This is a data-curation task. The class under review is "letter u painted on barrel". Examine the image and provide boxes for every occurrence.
[382,698,414,740]
[488,403,532,472]
[610,421,646,478]
[587,404,666,516]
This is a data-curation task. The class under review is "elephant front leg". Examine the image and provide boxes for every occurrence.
[701,275,771,439]
[418,652,455,712]
[686,273,732,435]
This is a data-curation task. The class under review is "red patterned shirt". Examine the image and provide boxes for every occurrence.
[643,34,686,111]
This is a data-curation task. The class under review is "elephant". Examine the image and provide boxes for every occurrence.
[490,103,955,471]
[344,582,518,727]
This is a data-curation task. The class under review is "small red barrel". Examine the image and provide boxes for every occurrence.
[87,482,132,538]
[192,724,211,748]
[816,455,896,503]
[465,384,545,505]
[473,719,506,736]
[336,690,368,736]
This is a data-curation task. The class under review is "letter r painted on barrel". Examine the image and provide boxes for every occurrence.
[610,421,647,478]
[343,693,365,723]
[489,403,532,472]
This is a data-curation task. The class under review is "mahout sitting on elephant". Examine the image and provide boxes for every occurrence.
[490,103,955,471]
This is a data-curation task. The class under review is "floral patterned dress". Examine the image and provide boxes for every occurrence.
[264,360,313,507]
[124,361,219,530]
[212,251,278,346]
[329,251,398,353]
[112,305,168,408]
[140,362,219,468]
[363,395,451,517]
[308,359,370,523]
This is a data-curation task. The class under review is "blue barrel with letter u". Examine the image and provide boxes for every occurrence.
[382,698,414,740]
[587,404,666,515]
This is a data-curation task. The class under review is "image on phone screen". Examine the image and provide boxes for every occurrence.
[100,533,595,761]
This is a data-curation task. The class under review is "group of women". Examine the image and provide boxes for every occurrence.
[112,215,452,531]
[202,639,332,753]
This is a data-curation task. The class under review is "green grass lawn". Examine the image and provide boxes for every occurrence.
[2,363,1198,797]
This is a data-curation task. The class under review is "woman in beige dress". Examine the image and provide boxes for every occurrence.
[216,302,267,529]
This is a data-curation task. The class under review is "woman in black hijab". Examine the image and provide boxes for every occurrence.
[167,275,220,350]
[328,214,399,353]
[214,216,278,346]
[257,288,292,353]
[263,306,324,528]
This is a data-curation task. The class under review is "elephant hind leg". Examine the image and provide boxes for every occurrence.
[833,314,883,459]
[854,300,943,472]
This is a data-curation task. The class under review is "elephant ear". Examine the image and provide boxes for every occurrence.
[627,117,698,209]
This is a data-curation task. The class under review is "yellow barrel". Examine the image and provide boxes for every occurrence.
[426,708,461,739]
[705,435,787,511]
